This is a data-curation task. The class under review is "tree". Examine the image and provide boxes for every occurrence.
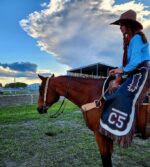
[5,82,27,88]
[0,83,2,87]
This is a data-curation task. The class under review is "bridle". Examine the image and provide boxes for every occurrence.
[42,75,71,118]
[43,76,51,109]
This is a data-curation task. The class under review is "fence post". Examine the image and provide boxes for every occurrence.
[31,94,33,105]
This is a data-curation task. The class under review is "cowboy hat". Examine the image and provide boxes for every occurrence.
[111,10,143,29]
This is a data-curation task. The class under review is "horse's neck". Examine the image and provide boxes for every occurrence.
[53,76,103,107]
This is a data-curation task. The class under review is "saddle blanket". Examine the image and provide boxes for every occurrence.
[99,66,149,147]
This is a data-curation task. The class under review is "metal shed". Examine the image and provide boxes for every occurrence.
[67,62,115,78]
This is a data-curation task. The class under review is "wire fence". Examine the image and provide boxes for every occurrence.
[0,94,39,107]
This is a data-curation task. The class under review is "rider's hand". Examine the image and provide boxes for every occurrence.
[109,68,123,76]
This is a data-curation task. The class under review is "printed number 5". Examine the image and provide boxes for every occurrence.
[108,112,126,129]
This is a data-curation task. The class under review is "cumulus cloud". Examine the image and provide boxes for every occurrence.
[20,0,150,68]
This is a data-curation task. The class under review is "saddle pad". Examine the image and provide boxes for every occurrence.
[99,67,149,147]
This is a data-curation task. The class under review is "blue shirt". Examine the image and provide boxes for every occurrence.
[122,34,150,73]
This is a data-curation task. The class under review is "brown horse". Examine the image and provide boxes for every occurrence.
[37,74,149,167]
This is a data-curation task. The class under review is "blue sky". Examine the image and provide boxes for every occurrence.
[0,0,68,70]
[0,0,150,85]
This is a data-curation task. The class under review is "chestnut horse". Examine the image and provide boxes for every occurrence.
[37,74,149,167]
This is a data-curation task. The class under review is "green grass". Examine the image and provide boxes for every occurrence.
[0,101,150,167]
[0,101,78,124]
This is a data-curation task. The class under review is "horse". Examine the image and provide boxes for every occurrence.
[37,74,149,167]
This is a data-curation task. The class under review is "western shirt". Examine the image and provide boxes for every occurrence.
[122,34,150,73]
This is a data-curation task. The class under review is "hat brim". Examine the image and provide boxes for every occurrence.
[111,19,143,29]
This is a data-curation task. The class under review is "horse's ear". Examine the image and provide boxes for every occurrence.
[51,74,55,78]
[38,74,45,80]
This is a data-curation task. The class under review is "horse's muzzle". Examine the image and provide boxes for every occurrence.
[37,106,48,114]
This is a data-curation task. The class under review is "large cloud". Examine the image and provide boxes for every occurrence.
[20,0,150,68]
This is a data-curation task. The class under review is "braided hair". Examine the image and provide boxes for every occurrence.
[135,31,148,43]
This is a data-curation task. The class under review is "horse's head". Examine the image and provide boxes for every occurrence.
[37,74,60,114]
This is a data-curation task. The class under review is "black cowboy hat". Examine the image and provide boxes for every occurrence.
[111,10,143,30]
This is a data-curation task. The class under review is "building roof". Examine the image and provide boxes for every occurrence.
[67,62,115,76]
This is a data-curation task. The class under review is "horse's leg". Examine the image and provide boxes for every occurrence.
[94,131,113,167]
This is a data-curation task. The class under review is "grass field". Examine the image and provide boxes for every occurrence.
[0,101,150,167]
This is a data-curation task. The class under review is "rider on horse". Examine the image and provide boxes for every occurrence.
[99,10,150,147]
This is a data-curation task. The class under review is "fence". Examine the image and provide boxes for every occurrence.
[0,94,39,107]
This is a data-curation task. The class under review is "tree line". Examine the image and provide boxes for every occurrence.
[0,82,27,88]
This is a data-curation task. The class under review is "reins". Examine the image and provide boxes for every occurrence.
[49,97,66,118]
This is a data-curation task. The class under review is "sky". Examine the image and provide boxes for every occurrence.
[0,0,150,85]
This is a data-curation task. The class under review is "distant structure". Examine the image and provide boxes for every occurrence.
[67,62,115,78]
[27,83,40,91]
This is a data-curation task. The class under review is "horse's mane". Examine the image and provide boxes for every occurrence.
[55,75,106,86]
[60,74,106,81]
